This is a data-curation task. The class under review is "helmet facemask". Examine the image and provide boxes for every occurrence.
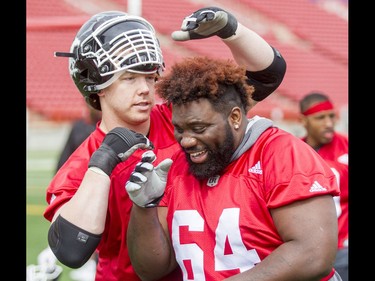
[78,18,164,91]
[56,12,165,110]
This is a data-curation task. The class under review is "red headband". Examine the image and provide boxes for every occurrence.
[302,100,334,116]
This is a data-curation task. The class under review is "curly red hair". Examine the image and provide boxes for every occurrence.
[156,56,255,113]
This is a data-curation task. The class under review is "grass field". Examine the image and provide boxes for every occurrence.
[27,149,79,281]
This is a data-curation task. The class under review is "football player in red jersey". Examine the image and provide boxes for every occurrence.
[43,6,286,281]
[299,92,348,281]
[125,41,342,281]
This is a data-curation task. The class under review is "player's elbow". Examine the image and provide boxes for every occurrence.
[48,215,102,268]
[302,236,338,279]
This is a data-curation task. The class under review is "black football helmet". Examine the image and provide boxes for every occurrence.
[55,11,164,110]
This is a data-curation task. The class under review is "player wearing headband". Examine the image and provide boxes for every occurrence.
[299,92,348,281]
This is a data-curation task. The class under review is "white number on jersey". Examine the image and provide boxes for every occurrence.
[172,208,261,280]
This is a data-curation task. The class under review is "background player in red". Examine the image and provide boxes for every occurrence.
[43,7,287,281]
[125,56,342,280]
[299,92,348,281]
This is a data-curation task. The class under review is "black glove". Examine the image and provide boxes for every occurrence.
[171,7,238,41]
[88,127,153,176]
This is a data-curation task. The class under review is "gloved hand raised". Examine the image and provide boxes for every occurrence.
[172,7,238,41]
[125,151,173,208]
[89,127,153,176]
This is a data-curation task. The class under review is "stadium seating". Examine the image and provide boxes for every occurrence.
[26,0,348,121]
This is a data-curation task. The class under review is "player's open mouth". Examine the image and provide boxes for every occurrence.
[190,150,207,163]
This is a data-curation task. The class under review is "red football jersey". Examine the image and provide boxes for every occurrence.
[303,132,348,249]
[160,127,339,281]
[44,103,182,281]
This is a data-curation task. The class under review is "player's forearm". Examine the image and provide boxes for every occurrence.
[223,23,274,72]
[127,205,175,281]
[52,169,110,234]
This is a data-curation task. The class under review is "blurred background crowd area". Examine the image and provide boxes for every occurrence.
[27,0,348,149]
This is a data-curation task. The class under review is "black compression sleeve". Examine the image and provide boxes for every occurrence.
[48,215,102,268]
[246,46,287,101]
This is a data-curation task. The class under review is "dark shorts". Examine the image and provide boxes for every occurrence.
[334,247,348,281]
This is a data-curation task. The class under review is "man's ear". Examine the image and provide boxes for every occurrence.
[299,114,308,127]
[229,107,243,129]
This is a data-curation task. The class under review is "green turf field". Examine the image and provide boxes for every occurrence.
[27,149,78,281]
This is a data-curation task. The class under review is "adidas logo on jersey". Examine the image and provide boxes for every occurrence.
[309,181,327,192]
[248,161,262,174]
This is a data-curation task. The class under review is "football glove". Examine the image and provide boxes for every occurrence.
[172,6,238,41]
[89,127,153,176]
[125,151,173,208]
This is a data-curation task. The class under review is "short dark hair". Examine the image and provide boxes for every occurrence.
[299,92,331,113]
